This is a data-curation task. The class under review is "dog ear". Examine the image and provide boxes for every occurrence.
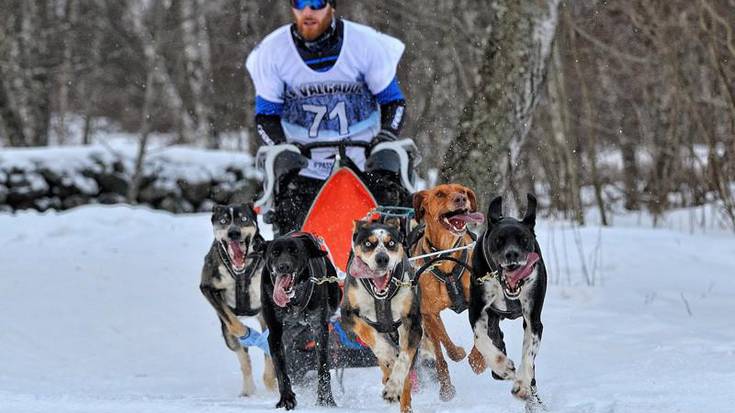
[212,204,227,214]
[467,189,478,212]
[487,196,503,223]
[522,193,537,228]
[304,238,328,258]
[384,217,401,229]
[412,190,428,222]
[243,202,256,215]
[254,239,270,254]
[251,233,266,253]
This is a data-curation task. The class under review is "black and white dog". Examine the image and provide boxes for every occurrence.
[467,194,547,405]
[259,232,341,410]
[199,203,275,396]
[341,219,422,413]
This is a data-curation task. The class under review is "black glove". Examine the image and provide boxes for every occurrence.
[368,130,398,155]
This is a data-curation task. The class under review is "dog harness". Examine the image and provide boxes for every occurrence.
[218,241,262,317]
[348,255,413,333]
[418,235,475,314]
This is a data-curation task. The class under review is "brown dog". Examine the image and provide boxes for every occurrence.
[411,184,483,401]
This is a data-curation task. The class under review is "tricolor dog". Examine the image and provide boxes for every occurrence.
[199,203,276,396]
[468,194,547,405]
[259,233,341,410]
[341,219,422,413]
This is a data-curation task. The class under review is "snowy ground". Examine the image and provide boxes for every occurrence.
[1,205,734,413]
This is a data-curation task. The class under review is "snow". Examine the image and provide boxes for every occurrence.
[0,143,258,184]
[1,205,734,412]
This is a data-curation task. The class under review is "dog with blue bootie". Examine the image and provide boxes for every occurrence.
[199,203,276,396]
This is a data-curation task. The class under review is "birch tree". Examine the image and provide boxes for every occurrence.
[440,0,561,209]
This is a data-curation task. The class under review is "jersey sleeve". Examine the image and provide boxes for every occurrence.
[364,31,405,96]
[245,43,285,104]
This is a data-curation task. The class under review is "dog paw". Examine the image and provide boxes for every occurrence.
[439,383,456,401]
[467,347,486,374]
[491,355,516,380]
[446,345,466,362]
[512,380,533,400]
[382,380,402,403]
[239,382,256,397]
[275,390,297,410]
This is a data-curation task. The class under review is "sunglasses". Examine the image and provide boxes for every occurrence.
[291,0,329,10]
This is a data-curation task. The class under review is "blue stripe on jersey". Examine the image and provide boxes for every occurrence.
[375,77,405,104]
[303,55,339,65]
[255,96,284,116]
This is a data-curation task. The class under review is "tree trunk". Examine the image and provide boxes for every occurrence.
[440,0,561,210]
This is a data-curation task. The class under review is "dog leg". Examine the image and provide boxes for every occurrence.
[200,285,247,337]
[385,314,421,413]
[473,312,516,381]
[422,313,456,401]
[347,316,398,383]
[261,306,296,410]
[512,318,543,401]
[315,320,337,406]
[423,312,466,362]
[236,347,257,397]
[258,316,277,392]
[467,345,486,374]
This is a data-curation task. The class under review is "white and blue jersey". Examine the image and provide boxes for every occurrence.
[246,20,405,179]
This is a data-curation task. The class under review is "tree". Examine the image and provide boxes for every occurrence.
[440,0,561,209]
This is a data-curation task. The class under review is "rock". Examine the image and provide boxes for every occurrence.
[198,199,216,213]
[34,197,62,212]
[178,179,212,204]
[62,194,90,210]
[98,192,126,205]
[6,172,49,206]
[211,182,235,204]
[139,179,180,204]
[159,197,194,214]
[97,172,129,196]
[38,167,63,186]
[0,184,7,205]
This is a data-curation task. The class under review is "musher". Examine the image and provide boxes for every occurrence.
[246,0,410,235]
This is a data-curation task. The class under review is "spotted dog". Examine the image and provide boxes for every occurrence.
[259,233,341,410]
[468,194,547,406]
[411,184,484,401]
[341,219,422,413]
[199,203,276,396]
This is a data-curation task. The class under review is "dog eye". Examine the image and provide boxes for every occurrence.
[240,216,248,222]
[364,241,372,248]
[219,218,227,224]
[387,240,396,248]
[436,192,445,198]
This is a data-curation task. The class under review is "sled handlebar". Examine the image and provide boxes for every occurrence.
[298,140,371,158]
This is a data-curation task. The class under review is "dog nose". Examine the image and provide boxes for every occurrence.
[228,229,241,240]
[276,262,292,273]
[375,253,390,269]
[505,250,520,262]
[452,193,467,207]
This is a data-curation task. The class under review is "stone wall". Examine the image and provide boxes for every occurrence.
[0,145,260,213]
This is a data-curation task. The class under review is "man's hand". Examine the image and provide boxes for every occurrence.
[369,129,398,155]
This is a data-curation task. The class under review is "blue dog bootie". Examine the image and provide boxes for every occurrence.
[239,328,270,355]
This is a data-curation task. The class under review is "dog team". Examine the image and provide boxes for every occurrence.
[200,184,547,412]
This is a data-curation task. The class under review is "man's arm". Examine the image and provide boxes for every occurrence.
[374,76,407,144]
[255,97,286,145]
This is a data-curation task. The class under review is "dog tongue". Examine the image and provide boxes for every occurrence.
[273,275,292,308]
[505,252,540,289]
[229,240,245,268]
[449,212,485,227]
[348,257,383,279]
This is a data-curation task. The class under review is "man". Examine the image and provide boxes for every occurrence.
[246,0,408,235]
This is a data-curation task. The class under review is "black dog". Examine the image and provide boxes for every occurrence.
[467,194,547,406]
[259,232,341,410]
